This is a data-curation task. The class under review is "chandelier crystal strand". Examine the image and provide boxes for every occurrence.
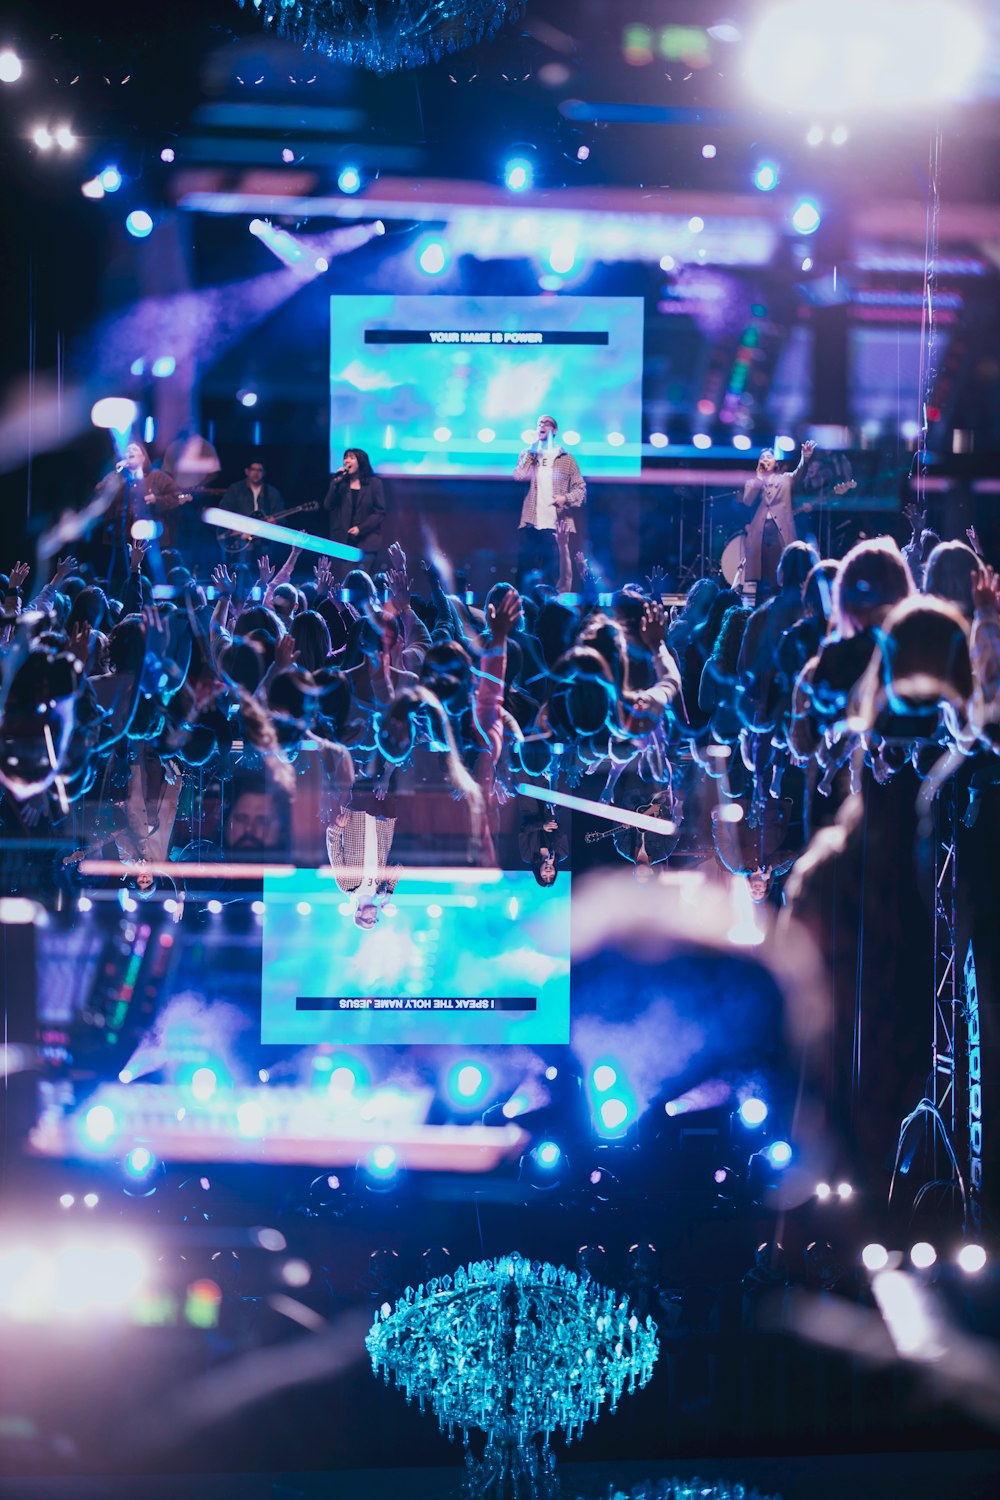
[366,1254,659,1497]
[239,1,525,72]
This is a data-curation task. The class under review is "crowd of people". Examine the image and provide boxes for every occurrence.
[1,432,999,947]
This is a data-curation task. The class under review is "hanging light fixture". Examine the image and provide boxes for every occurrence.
[237,0,524,72]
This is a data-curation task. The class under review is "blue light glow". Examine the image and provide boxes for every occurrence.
[151,356,175,379]
[124,1145,155,1177]
[447,1061,491,1107]
[369,1144,398,1178]
[754,162,778,192]
[504,157,533,192]
[599,1097,630,1131]
[738,1097,768,1128]
[766,1140,793,1168]
[417,239,448,276]
[84,1104,117,1145]
[791,198,821,235]
[592,1064,617,1093]
[536,1141,561,1169]
[99,165,122,193]
[125,210,153,239]
[338,165,362,194]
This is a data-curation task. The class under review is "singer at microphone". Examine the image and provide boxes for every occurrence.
[324,447,386,574]
[514,413,586,593]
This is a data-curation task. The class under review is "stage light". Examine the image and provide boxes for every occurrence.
[450,1062,489,1104]
[766,1140,792,1168]
[252,900,265,917]
[862,1242,889,1271]
[776,434,796,452]
[957,1244,987,1275]
[544,1065,559,1081]
[160,147,175,163]
[83,1192,99,1208]
[831,124,849,146]
[592,1064,617,1093]
[418,238,448,276]
[124,1146,155,1179]
[806,125,824,147]
[753,161,778,192]
[738,1097,768,1128]
[236,1100,266,1137]
[84,1104,117,1145]
[837,1181,853,1200]
[0,48,23,83]
[562,430,580,445]
[688,215,705,233]
[190,1067,217,1102]
[238,389,258,408]
[504,156,533,192]
[536,1141,561,1169]
[547,237,576,274]
[32,125,53,150]
[77,895,92,913]
[56,127,77,150]
[207,899,223,915]
[791,199,821,235]
[649,431,669,448]
[81,178,104,199]
[600,1097,630,1131]
[126,210,154,239]
[151,356,175,378]
[733,434,752,450]
[314,256,329,272]
[338,165,362,194]
[692,433,712,450]
[702,143,717,159]
[369,1144,398,1178]
[911,1242,937,1269]
[801,256,813,272]
[476,429,495,444]
[606,431,625,447]
[815,1182,831,1200]
[296,900,312,916]
[99,165,122,192]
[59,1193,75,1209]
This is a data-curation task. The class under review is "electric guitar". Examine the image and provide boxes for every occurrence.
[216,501,321,558]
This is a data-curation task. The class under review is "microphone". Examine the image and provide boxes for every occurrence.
[331,466,347,479]
[115,460,128,472]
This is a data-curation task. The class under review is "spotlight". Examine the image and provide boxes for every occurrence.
[599,1097,630,1131]
[702,143,717,159]
[367,1144,399,1182]
[207,899,223,915]
[801,256,814,272]
[592,1064,617,1093]
[862,1243,889,1272]
[775,434,796,452]
[910,1242,937,1270]
[733,434,752,450]
[476,428,495,444]
[688,215,705,233]
[237,390,259,408]
[77,896,92,913]
[151,356,175,378]
[957,1244,987,1275]
[337,165,362,194]
[59,1193,75,1209]
[753,162,779,191]
[544,1065,559,1081]
[124,1146,154,1177]
[296,901,312,917]
[190,1067,217,1102]
[83,1192,100,1208]
[125,210,154,239]
[815,1182,831,1201]
[160,147,175,163]
[738,1097,768,1128]
[314,256,329,272]
[81,178,105,200]
[446,1061,491,1109]
[504,156,534,192]
[806,125,824,147]
[576,145,590,161]
[830,124,849,146]
[433,426,451,441]
[32,125,54,150]
[99,165,122,192]
[649,431,669,448]
[547,237,576,274]
[0,49,23,84]
[536,1141,561,1168]
[83,1104,117,1146]
[791,198,821,235]
[236,1100,266,1137]
[692,433,712,450]
[659,254,675,271]
[54,126,76,150]
[766,1140,792,1169]
[417,239,448,276]
[836,1181,853,1200]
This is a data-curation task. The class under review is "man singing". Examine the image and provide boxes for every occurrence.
[514,414,586,592]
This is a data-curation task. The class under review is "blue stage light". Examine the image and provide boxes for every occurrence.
[125,210,153,239]
[791,198,821,235]
[599,1097,630,1131]
[190,1067,218,1102]
[124,1145,155,1177]
[592,1064,617,1093]
[417,239,448,276]
[338,165,362,194]
[738,1096,768,1128]
[754,161,778,192]
[536,1140,561,1169]
[84,1103,117,1145]
[766,1140,793,1168]
[369,1144,398,1178]
[151,356,175,379]
[504,156,533,192]
[99,165,122,193]
[447,1061,490,1107]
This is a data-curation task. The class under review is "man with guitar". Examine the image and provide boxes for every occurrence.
[216,459,317,579]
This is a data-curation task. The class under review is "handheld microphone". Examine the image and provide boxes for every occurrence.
[115,460,128,472]
[332,465,347,479]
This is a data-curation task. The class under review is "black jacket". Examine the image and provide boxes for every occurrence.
[220,480,285,519]
[323,475,385,550]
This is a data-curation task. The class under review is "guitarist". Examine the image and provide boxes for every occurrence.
[219,458,285,578]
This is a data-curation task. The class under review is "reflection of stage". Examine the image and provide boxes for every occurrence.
[30,1081,528,1170]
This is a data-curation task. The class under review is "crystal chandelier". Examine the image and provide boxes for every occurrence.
[366,1252,660,1498]
[238,0,525,72]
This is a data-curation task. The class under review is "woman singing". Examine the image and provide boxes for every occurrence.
[739,439,815,591]
[323,448,385,576]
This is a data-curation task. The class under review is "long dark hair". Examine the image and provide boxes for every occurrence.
[344,448,374,482]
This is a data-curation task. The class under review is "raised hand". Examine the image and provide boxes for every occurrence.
[386,567,409,610]
[258,554,275,590]
[640,599,666,650]
[313,556,333,597]
[967,523,983,558]
[972,564,1000,615]
[274,633,301,672]
[68,620,92,665]
[7,560,30,592]
[902,502,926,535]
[52,554,78,586]
[387,540,408,575]
[211,563,236,594]
[127,540,147,574]
[801,439,816,459]
[645,565,670,600]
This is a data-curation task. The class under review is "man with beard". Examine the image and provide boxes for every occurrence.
[224,772,289,857]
